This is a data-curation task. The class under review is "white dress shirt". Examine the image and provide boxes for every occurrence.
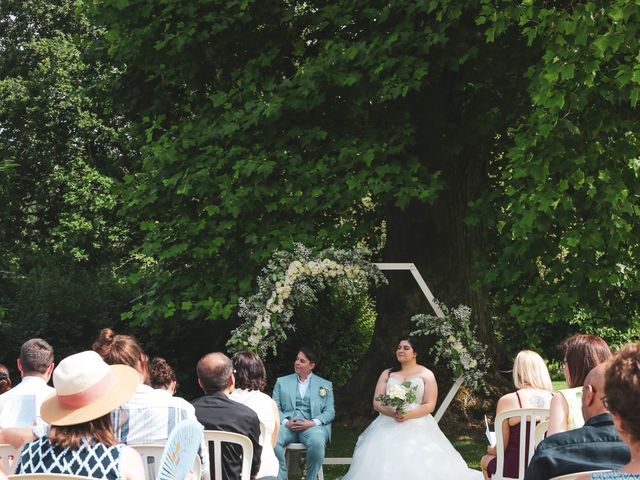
[0,375,55,427]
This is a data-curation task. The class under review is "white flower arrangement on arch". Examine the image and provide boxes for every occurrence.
[227,243,387,356]
[410,303,491,391]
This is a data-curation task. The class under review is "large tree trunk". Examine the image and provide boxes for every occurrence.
[337,191,496,422]
[337,119,507,422]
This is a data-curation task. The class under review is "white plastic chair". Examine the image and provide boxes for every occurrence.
[0,444,20,474]
[549,471,612,480]
[203,430,252,480]
[131,445,202,480]
[492,408,550,480]
[534,420,549,447]
[284,443,324,480]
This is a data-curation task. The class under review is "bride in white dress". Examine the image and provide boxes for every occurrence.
[342,336,482,480]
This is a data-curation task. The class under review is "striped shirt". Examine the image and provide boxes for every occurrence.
[111,385,209,477]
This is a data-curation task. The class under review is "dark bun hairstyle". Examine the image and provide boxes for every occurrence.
[149,357,177,390]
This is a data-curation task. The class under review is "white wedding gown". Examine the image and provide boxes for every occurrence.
[342,377,483,480]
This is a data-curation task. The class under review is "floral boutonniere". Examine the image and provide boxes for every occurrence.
[319,386,329,397]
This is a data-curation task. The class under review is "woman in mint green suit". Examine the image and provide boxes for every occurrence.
[272,348,334,480]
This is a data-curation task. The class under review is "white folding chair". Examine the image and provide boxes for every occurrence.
[203,430,252,480]
[131,445,202,480]
[0,444,20,475]
[534,420,549,447]
[492,408,550,480]
[549,471,612,480]
[284,443,324,480]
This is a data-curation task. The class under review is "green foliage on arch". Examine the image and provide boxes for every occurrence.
[227,244,386,357]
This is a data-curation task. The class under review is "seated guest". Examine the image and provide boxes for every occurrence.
[230,351,280,480]
[193,352,262,480]
[548,334,611,435]
[14,350,144,480]
[525,363,629,480]
[0,338,54,427]
[481,350,554,480]
[0,364,12,394]
[578,343,640,479]
[272,348,334,480]
[93,328,197,443]
[93,328,209,476]
[149,357,178,394]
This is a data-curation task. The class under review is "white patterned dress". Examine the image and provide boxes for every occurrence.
[342,377,482,480]
[16,436,124,480]
[593,473,640,479]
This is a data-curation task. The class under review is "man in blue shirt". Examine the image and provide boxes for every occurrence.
[525,363,630,480]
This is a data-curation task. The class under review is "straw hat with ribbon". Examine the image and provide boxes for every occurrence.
[41,350,140,426]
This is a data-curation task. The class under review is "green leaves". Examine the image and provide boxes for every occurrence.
[475,0,640,349]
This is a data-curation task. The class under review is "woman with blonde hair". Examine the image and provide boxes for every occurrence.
[481,350,554,480]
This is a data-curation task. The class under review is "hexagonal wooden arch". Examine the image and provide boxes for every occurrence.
[374,263,464,423]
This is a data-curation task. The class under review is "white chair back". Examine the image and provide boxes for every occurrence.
[203,430,252,480]
[534,420,549,447]
[0,444,19,474]
[549,471,612,480]
[131,445,201,480]
[493,408,550,480]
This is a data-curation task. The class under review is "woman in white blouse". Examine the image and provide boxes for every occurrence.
[230,351,280,480]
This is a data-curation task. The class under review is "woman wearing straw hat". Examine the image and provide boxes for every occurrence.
[14,350,144,480]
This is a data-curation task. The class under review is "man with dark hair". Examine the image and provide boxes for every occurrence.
[192,352,262,480]
[273,348,334,480]
[524,363,630,480]
[0,338,55,427]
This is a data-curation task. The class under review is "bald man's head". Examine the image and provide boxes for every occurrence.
[197,352,233,393]
[581,362,609,420]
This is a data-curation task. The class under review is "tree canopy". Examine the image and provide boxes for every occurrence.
[1,0,639,384]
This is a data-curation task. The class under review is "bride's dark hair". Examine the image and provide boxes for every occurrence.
[389,336,419,373]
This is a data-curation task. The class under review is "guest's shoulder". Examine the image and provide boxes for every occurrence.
[314,374,332,387]
[169,395,196,415]
[535,429,574,451]
[191,395,207,407]
[229,397,260,420]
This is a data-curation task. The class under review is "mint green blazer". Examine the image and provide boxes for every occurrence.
[272,373,335,441]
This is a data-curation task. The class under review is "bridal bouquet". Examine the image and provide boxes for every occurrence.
[376,381,418,415]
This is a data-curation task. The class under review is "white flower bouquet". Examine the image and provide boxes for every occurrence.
[375,381,418,415]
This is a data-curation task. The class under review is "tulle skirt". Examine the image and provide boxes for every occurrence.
[341,414,483,480]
